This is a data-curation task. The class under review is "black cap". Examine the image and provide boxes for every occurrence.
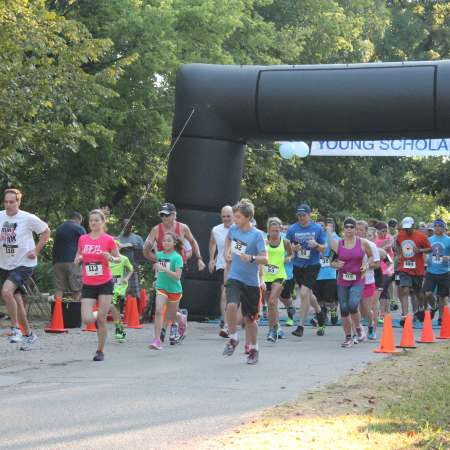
[159,202,176,215]
[296,204,311,215]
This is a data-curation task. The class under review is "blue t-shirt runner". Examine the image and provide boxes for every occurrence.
[317,232,339,281]
[227,224,266,287]
[427,234,450,275]
[286,221,326,268]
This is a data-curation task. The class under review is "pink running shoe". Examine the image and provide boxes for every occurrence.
[149,338,162,350]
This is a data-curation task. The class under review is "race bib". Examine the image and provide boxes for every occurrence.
[320,256,331,267]
[297,249,311,259]
[264,264,279,275]
[232,239,247,256]
[2,244,17,256]
[403,260,416,269]
[86,263,103,277]
[159,259,169,269]
[343,272,357,281]
[112,276,120,285]
[432,255,443,265]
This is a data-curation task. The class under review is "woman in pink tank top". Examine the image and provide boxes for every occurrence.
[327,218,373,348]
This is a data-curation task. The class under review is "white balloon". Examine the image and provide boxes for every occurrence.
[279,142,295,159]
[292,141,310,158]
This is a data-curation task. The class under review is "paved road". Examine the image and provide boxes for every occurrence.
[0,320,405,449]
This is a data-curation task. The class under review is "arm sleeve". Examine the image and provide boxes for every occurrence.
[175,254,184,270]
[256,232,266,254]
[317,227,326,245]
[28,213,48,234]
[124,256,133,272]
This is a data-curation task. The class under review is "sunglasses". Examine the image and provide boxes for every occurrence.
[344,225,355,229]
[160,213,171,218]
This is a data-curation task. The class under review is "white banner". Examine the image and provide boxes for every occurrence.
[310,139,450,157]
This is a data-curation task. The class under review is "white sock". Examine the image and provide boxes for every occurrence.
[229,332,238,340]
[250,344,258,350]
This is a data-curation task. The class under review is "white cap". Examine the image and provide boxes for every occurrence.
[401,216,414,229]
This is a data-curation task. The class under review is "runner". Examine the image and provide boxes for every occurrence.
[327,217,373,348]
[149,232,184,350]
[375,222,395,321]
[312,218,339,336]
[208,205,233,338]
[143,202,205,270]
[396,216,431,325]
[423,219,450,325]
[279,224,296,327]
[286,204,326,338]
[75,209,120,361]
[0,189,50,350]
[263,217,292,342]
[223,199,267,364]
[356,222,381,341]
[109,242,134,342]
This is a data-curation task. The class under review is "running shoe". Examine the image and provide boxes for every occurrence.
[223,338,239,356]
[438,317,442,327]
[219,325,229,339]
[341,337,353,348]
[149,338,162,350]
[277,327,285,339]
[287,306,296,320]
[390,300,399,311]
[115,330,126,343]
[399,316,406,327]
[93,350,104,361]
[356,327,367,343]
[292,325,304,337]
[352,334,359,345]
[414,310,425,322]
[160,328,166,342]
[377,317,384,325]
[330,308,338,326]
[310,318,318,327]
[367,329,377,340]
[244,343,250,354]
[219,319,225,329]
[246,349,259,365]
[285,317,294,327]
[169,324,180,345]
[20,331,37,351]
[9,327,22,343]
[266,329,277,343]
[316,326,325,336]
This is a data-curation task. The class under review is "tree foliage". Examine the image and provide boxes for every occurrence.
[1,0,448,239]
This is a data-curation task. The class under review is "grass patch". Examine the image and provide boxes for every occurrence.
[208,343,450,449]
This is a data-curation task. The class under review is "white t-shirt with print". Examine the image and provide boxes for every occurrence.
[0,210,48,270]
[212,223,231,270]
[364,241,381,285]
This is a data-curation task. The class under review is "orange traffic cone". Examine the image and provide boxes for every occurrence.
[417,310,435,343]
[374,313,401,354]
[83,304,98,332]
[397,314,416,348]
[437,306,450,340]
[45,297,68,333]
[140,288,147,315]
[123,295,131,324]
[127,297,143,329]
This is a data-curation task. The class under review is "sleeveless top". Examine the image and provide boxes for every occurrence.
[156,221,187,263]
[263,238,287,283]
[337,237,365,286]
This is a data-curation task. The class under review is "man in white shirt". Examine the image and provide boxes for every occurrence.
[0,189,50,349]
[209,205,233,337]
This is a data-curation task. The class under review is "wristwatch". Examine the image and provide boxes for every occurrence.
[250,255,256,263]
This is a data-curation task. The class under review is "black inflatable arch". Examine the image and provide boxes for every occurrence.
[166,60,450,317]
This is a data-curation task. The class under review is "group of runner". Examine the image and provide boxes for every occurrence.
[1,189,449,364]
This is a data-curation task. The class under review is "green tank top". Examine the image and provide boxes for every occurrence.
[263,238,287,282]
